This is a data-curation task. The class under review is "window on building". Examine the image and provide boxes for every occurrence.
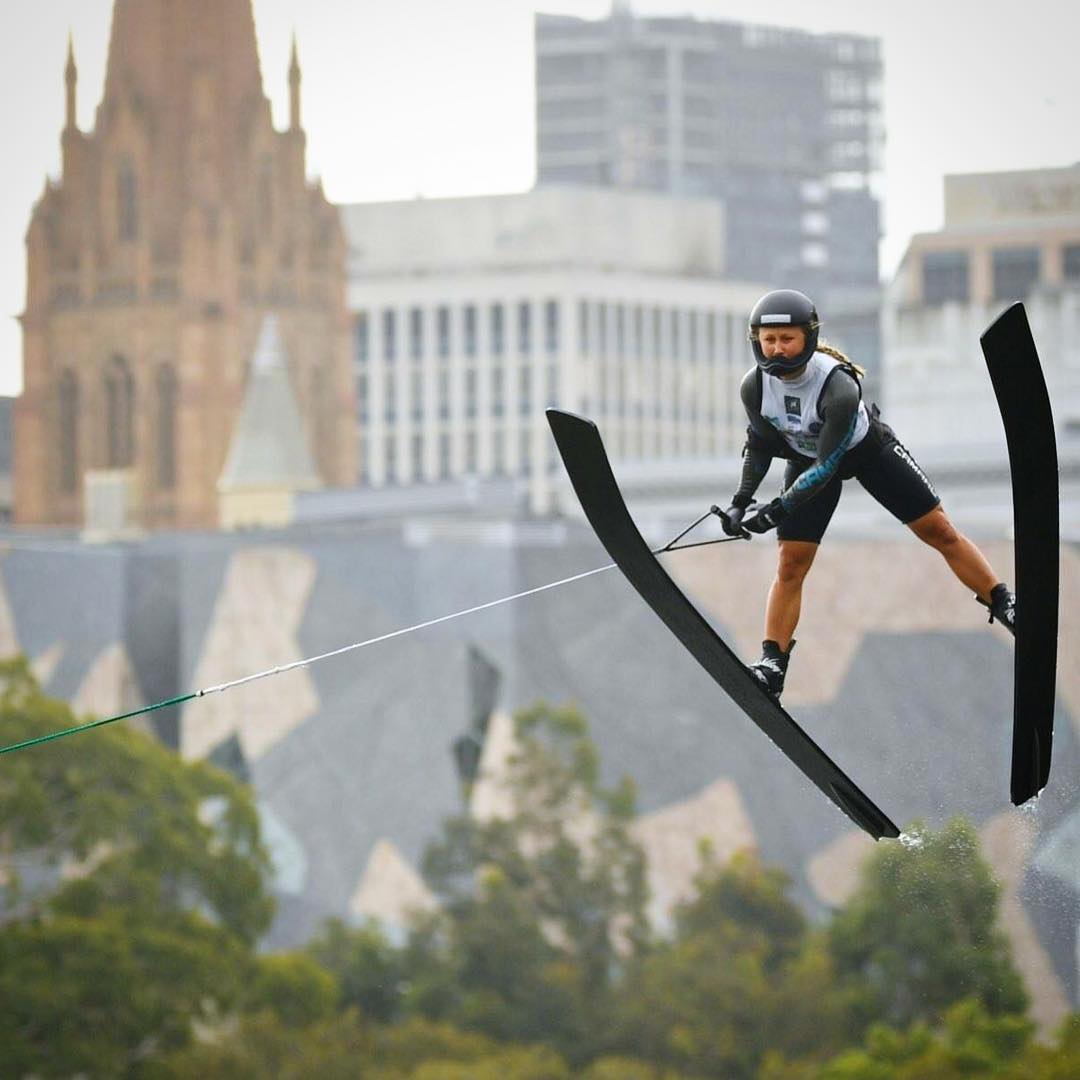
[104,355,135,468]
[518,301,532,355]
[465,369,477,418]
[992,247,1040,302]
[633,306,644,359]
[1064,244,1080,281]
[411,370,423,421]
[412,434,423,481]
[615,305,626,357]
[58,370,79,494]
[546,363,558,407]
[355,313,369,365]
[385,436,396,481]
[544,300,559,353]
[156,364,177,489]
[492,367,505,418]
[438,370,450,420]
[490,304,505,357]
[465,432,477,473]
[382,309,397,361]
[439,433,451,479]
[464,304,478,358]
[597,303,608,355]
[385,373,396,422]
[922,250,969,305]
[409,307,424,361]
[578,300,590,355]
[519,365,531,416]
[493,429,505,475]
[437,306,451,359]
[358,373,369,422]
[117,158,138,242]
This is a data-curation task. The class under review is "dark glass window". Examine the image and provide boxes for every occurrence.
[409,307,424,361]
[992,247,1040,302]
[355,313,369,365]
[437,306,451,359]
[382,309,397,361]
[463,305,478,358]
[490,304,505,357]
[1062,244,1080,281]
[518,301,532,355]
[922,250,969,305]
[544,300,559,353]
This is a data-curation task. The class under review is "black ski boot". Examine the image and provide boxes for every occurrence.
[977,583,1016,637]
[748,639,795,699]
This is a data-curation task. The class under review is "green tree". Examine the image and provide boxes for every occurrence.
[610,851,850,1079]
[0,657,276,1074]
[307,916,405,1021]
[0,657,273,943]
[827,819,1028,1031]
[414,702,649,1061]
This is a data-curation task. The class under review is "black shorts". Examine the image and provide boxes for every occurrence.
[776,419,941,544]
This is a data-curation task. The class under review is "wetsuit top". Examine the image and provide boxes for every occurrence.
[734,352,867,515]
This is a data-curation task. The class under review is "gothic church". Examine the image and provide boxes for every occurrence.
[16,0,357,528]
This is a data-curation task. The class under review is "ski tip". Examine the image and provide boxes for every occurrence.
[546,408,598,436]
[979,301,1029,345]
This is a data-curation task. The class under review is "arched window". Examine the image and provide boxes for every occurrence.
[156,364,177,488]
[104,355,136,468]
[309,364,326,472]
[117,158,138,242]
[58,370,79,494]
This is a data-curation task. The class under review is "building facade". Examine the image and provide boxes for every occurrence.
[15,0,356,530]
[341,189,764,513]
[884,164,1080,454]
[534,7,884,294]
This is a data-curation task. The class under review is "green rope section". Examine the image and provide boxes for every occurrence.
[0,693,200,756]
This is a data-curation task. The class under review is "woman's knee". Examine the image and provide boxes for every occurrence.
[776,542,817,585]
[910,507,959,549]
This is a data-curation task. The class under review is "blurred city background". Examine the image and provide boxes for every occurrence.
[0,1,1078,1075]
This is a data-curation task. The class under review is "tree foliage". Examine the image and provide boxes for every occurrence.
[827,818,1028,1030]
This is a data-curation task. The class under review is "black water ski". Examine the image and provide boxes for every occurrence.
[979,302,1059,805]
[547,408,899,840]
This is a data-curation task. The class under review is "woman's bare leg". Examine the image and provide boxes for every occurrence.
[764,540,819,649]
[906,506,999,602]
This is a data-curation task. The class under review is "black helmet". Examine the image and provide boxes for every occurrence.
[748,289,820,375]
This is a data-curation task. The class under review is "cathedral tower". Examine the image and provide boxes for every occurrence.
[16,0,357,528]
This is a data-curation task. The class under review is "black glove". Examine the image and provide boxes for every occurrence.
[743,497,787,534]
[715,503,748,537]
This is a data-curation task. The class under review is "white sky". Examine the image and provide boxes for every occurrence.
[1,0,1076,395]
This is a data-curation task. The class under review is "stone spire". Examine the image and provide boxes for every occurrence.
[65,31,77,131]
[99,0,267,199]
[289,32,301,131]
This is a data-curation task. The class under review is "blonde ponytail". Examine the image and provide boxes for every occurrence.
[818,340,866,379]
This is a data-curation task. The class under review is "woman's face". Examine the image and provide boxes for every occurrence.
[756,325,807,362]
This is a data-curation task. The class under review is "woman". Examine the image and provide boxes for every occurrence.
[720,289,1015,699]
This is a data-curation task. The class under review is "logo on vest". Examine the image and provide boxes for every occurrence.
[784,396,801,418]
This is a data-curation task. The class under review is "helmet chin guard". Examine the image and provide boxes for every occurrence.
[749,289,819,375]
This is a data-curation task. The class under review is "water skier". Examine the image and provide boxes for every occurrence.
[720,289,1016,699]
